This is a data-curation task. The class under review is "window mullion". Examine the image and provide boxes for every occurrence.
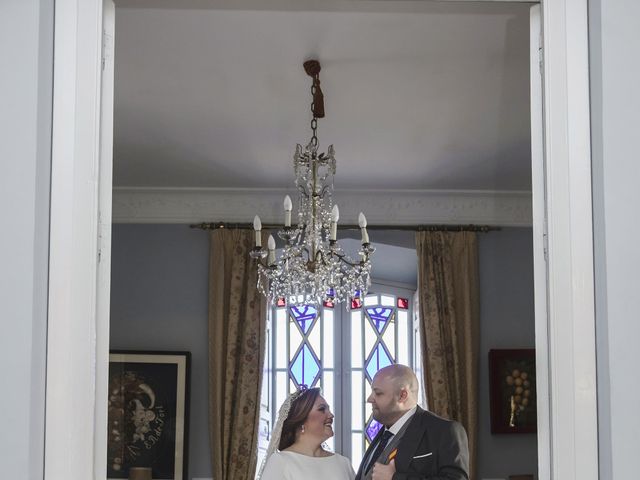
[341,301,351,459]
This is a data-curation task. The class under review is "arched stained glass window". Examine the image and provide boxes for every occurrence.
[264,284,418,471]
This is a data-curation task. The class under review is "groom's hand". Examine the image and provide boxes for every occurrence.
[372,459,396,480]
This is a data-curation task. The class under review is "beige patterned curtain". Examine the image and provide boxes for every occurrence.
[415,231,480,479]
[209,229,266,480]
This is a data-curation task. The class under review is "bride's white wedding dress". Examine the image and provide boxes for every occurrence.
[259,451,355,480]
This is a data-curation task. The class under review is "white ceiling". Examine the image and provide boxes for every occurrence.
[113,0,532,192]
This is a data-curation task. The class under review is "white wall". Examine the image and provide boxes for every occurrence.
[589,1,640,479]
[0,0,53,477]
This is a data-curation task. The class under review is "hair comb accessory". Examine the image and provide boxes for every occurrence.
[290,384,308,401]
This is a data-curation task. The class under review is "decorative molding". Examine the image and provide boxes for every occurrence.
[112,187,532,226]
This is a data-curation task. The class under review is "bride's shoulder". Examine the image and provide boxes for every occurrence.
[260,451,291,479]
[262,451,288,469]
[336,454,355,471]
[334,453,353,465]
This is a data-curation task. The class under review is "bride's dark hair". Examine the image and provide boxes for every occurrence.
[278,387,321,450]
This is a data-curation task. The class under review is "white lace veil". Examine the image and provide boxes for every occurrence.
[256,386,311,479]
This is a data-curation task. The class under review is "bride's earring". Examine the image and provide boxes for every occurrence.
[301,424,305,434]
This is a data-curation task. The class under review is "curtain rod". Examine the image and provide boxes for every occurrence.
[189,222,500,232]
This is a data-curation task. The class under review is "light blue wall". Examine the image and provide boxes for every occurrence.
[589,1,640,478]
[0,1,52,478]
[110,225,211,479]
[110,225,536,479]
[477,229,537,479]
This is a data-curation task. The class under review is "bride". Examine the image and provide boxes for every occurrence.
[258,386,355,480]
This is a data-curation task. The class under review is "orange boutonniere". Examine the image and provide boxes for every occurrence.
[387,448,398,462]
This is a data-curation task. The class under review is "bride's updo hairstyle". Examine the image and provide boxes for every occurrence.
[278,387,321,450]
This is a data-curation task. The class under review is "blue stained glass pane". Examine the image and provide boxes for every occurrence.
[365,343,393,381]
[366,418,383,442]
[290,344,320,387]
[366,307,393,333]
[291,306,317,334]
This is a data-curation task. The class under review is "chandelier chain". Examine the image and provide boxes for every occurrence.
[310,75,319,147]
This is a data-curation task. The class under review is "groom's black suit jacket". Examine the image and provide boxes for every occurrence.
[355,407,469,480]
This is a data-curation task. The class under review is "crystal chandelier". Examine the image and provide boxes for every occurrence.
[250,60,375,308]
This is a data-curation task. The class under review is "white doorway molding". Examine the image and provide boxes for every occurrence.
[538,0,598,478]
[45,1,597,479]
[45,0,114,479]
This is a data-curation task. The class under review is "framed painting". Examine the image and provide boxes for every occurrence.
[489,349,536,434]
[107,351,191,480]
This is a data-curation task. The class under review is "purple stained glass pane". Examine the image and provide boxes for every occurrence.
[290,344,320,387]
[366,418,383,442]
[365,343,394,381]
[366,307,393,333]
[290,305,318,334]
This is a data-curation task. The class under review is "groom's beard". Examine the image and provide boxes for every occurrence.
[372,407,405,428]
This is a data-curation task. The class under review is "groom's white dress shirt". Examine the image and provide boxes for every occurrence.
[388,406,418,436]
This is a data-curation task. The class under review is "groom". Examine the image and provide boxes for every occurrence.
[355,364,469,480]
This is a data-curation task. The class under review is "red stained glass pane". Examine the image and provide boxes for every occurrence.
[351,297,362,309]
[276,297,286,307]
[323,300,335,308]
[397,297,409,309]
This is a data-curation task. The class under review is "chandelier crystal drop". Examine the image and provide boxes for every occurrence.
[250,60,375,308]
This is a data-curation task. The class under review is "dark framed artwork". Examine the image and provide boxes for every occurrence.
[107,351,191,480]
[489,349,536,434]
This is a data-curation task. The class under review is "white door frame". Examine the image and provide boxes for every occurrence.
[45,1,598,479]
[539,0,598,478]
[529,6,551,479]
[45,1,114,479]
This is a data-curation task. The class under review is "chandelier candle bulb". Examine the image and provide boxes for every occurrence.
[253,215,262,247]
[284,195,293,227]
[330,205,340,241]
[358,212,369,244]
[267,235,276,265]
